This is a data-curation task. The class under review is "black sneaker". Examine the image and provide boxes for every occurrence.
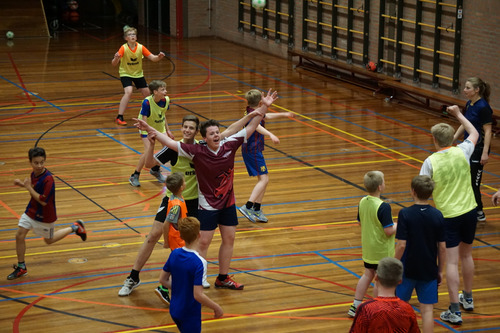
[7,265,27,280]
[154,286,170,305]
[477,211,486,222]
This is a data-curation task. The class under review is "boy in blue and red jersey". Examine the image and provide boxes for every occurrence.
[238,89,294,223]
[7,147,87,280]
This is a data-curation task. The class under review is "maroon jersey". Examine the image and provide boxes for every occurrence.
[178,129,246,210]
[25,169,57,223]
[350,297,420,333]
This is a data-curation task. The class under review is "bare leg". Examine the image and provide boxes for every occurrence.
[459,242,474,293]
[445,246,460,303]
[44,227,73,244]
[420,303,435,333]
[248,173,269,203]
[15,227,30,262]
[134,137,151,174]
[118,86,134,116]
[218,225,236,275]
[132,221,164,271]
[199,229,215,259]
[139,87,150,98]
[354,268,376,300]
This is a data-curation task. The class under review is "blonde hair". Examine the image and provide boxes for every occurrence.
[178,217,200,244]
[364,171,384,193]
[431,123,455,147]
[245,89,262,108]
[124,27,137,37]
[376,257,403,288]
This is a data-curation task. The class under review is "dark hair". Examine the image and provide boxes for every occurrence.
[467,77,491,104]
[148,80,166,94]
[411,175,434,200]
[200,119,220,137]
[28,147,46,161]
[166,172,184,193]
[182,115,200,130]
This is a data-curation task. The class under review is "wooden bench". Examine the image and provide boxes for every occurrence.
[378,79,500,133]
[288,50,398,90]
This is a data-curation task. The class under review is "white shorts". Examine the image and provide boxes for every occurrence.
[18,213,55,239]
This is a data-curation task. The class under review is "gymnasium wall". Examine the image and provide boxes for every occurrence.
[176,0,499,110]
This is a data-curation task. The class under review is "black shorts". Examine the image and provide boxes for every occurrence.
[364,262,378,270]
[120,76,148,89]
[197,205,238,231]
[444,208,477,248]
[154,196,199,223]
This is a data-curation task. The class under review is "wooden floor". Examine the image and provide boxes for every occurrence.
[1,22,500,333]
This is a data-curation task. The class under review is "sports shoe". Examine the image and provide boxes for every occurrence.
[440,307,462,325]
[252,209,268,223]
[118,277,141,296]
[238,206,256,223]
[459,292,474,311]
[74,220,87,241]
[150,169,166,183]
[115,118,127,126]
[154,286,170,305]
[202,277,211,289]
[347,304,357,317]
[477,211,486,222]
[7,265,27,280]
[129,174,140,187]
[214,275,244,290]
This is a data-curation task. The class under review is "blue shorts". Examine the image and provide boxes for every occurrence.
[396,277,438,304]
[444,209,477,248]
[198,205,238,231]
[242,150,268,177]
[120,76,148,89]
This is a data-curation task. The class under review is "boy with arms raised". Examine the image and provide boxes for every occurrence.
[420,105,479,325]
[135,88,278,289]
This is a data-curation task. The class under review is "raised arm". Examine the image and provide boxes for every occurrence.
[453,124,465,142]
[256,125,280,144]
[134,118,178,151]
[220,111,263,139]
[244,89,279,139]
[447,105,479,145]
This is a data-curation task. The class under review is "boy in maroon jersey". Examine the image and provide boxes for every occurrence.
[135,88,278,290]
[7,147,87,280]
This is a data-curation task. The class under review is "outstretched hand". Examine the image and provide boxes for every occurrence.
[133,118,151,132]
[260,88,279,107]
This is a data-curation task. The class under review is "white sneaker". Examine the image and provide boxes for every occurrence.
[202,279,211,289]
[459,292,474,311]
[440,308,462,325]
[118,277,140,296]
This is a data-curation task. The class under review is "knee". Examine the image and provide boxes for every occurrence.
[44,238,55,245]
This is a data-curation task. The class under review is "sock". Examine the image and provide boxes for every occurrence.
[151,165,160,172]
[450,302,460,312]
[218,274,228,282]
[463,290,473,299]
[18,262,26,269]
[353,299,362,307]
[131,171,140,177]
[130,269,140,282]
[245,201,253,209]
[116,115,124,121]
[71,223,78,233]
[159,285,168,291]
[253,203,262,211]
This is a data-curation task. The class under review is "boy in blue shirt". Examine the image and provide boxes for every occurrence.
[159,217,223,332]
[395,175,446,333]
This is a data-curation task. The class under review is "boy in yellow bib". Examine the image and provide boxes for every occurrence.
[111,26,165,125]
[129,80,174,186]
